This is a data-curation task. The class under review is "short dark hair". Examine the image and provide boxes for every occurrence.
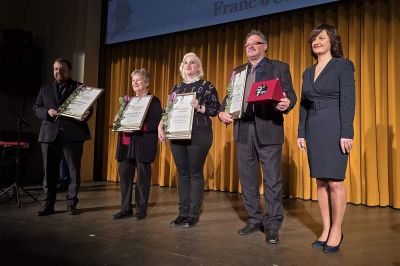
[245,29,267,44]
[53,58,72,70]
[308,24,343,59]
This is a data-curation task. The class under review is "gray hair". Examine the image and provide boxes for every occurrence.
[179,52,204,81]
[131,68,150,85]
[245,29,268,44]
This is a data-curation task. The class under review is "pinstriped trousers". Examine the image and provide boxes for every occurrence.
[236,122,284,232]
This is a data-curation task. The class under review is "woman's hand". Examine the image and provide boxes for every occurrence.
[191,99,200,110]
[218,111,234,124]
[158,121,166,142]
[340,138,353,154]
[297,138,306,151]
[191,99,205,113]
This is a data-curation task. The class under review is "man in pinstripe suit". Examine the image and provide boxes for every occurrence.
[219,30,297,244]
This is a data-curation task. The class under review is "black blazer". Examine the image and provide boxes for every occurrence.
[298,58,355,139]
[33,79,91,143]
[115,95,162,163]
[221,58,297,145]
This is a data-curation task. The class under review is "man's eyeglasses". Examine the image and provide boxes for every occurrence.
[244,42,266,48]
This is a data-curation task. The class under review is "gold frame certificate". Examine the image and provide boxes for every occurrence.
[229,66,248,119]
[166,92,196,140]
[114,95,153,131]
[59,86,103,120]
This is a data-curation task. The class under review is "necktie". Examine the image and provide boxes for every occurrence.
[243,65,256,113]
[57,84,66,102]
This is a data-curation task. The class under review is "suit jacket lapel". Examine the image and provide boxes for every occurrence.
[61,80,77,103]
[257,58,275,81]
[310,66,322,93]
[313,58,337,83]
[311,58,338,94]
[50,82,60,105]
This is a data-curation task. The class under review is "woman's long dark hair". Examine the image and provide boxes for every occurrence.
[308,24,343,59]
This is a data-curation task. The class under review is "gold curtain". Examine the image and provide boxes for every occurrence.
[103,0,400,208]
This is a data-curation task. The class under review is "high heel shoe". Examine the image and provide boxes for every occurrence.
[323,234,344,253]
[311,239,327,248]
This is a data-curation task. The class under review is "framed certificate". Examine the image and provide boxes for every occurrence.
[59,86,103,120]
[228,66,248,119]
[113,95,153,132]
[165,92,196,140]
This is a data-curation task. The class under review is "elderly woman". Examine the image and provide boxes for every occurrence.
[297,24,355,253]
[158,52,220,227]
[113,68,162,220]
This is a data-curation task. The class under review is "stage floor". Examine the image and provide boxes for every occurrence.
[1,182,399,266]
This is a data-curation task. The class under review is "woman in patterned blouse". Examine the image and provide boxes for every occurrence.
[158,52,220,227]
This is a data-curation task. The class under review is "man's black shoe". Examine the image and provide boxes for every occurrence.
[237,223,263,235]
[37,207,54,216]
[57,182,69,192]
[112,211,133,220]
[265,230,280,244]
[170,216,188,227]
[183,217,199,228]
[67,205,78,215]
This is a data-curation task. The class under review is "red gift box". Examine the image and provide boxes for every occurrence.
[246,79,284,103]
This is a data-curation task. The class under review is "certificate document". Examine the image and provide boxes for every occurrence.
[229,66,248,119]
[166,92,196,139]
[59,86,103,120]
[115,95,153,131]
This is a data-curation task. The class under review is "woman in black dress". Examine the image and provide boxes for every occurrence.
[113,68,162,220]
[297,24,355,253]
[158,52,220,227]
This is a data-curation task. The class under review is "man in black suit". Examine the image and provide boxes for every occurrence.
[33,58,91,216]
[219,30,297,244]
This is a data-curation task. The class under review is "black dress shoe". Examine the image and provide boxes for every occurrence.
[112,211,133,220]
[183,217,199,228]
[237,223,263,235]
[37,207,54,216]
[265,230,280,244]
[67,205,78,215]
[323,234,344,254]
[170,216,188,227]
[133,214,146,221]
[311,239,327,248]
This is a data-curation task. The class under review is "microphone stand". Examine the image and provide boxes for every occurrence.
[0,117,37,207]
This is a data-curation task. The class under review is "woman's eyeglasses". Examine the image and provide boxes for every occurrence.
[183,60,197,65]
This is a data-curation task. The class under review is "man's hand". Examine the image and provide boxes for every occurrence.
[48,109,59,117]
[276,92,290,112]
[218,112,234,124]
[76,110,90,121]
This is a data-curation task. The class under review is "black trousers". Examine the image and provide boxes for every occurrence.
[170,132,212,218]
[118,157,152,216]
[41,133,84,208]
[236,123,283,232]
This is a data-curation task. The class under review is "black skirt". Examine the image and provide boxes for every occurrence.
[305,106,348,180]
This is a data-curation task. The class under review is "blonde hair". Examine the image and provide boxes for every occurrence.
[179,52,204,81]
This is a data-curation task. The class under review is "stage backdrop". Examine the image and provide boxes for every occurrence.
[103,0,400,208]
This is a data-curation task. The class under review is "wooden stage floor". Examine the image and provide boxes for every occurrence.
[1,182,399,266]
